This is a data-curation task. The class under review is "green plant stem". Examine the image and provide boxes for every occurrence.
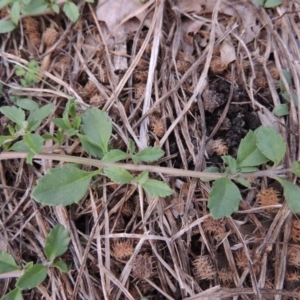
[0,152,292,180]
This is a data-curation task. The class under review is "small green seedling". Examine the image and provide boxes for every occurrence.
[0,224,70,300]
[15,60,40,87]
[0,0,94,33]
[203,126,300,218]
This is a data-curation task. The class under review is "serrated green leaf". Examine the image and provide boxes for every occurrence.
[63,2,79,22]
[264,0,283,8]
[81,108,112,153]
[200,166,219,182]
[237,130,269,167]
[134,147,164,163]
[21,0,48,14]
[292,161,300,177]
[0,288,23,300]
[11,1,20,26]
[131,155,140,165]
[141,179,173,197]
[0,252,20,274]
[255,126,286,166]
[44,224,70,262]
[222,155,237,174]
[16,264,47,290]
[52,259,68,273]
[104,167,133,184]
[14,98,39,111]
[134,171,149,185]
[0,106,25,126]
[272,104,289,116]
[233,178,251,188]
[0,20,16,33]
[208,178,241,219]
[77,134,104,158]
[277,179,300,213]
[31,165,95,206]
[102,150,128,163]
[24,133,44,154]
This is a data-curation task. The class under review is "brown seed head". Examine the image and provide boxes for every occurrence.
[210,57,227,74]
[288,246,300,267]
[132,254,154,279]
[112,240,134,260]
[193,255,215,280]
[43,28,58,48]
[202,216,226,236]
[257,188,280,211]
[286,270,300,282]
[212,139,228,156]
[290,220,300,242]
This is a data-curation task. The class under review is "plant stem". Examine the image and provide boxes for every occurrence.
[0,152,292,181]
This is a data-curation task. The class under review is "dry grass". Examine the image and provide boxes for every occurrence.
[1,0,300,299]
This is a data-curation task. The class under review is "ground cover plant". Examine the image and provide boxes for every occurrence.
[1,0,300,299]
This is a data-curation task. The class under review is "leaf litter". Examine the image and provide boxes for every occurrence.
[1,0,300,299]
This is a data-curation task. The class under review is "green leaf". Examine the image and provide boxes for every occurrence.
[15,65,25,76]
[134,171,149,185]
[254,0,264,5]
[81,108,112,153]
[27,104,55,131]
[236,130,269,167]
[238,166,259,173]
[44,224,70,262]
[11,1,20,26]
[77,134,104,158]
[14,98,39,111]
[51,3,59,13]
[31,165,95,206]
[255,126,286,166]
[52,259,68,273]
[0,20,16,33]
[24,133,44,154]
[0,288,23,300]
[233,178,251,188]
[9,141,30,152]
[200,166,219,182]
[11,1,21,26]
[16,264,47,290]
[281,91,298,107]
[85,0,94,2]
[0,136,14,147]
[63,2,79,22]
[292,161,300,177]
[208,178,241,219]
[272,104,289,116]
[21,0,48,14]
[0,0,13,10]
[134,147,164,163]
[52,118,70,130]
[129,139,135,154]
[0,106,25,126]
[277,179,300,213]
[104,167,133,184]
[102,150,128,163]
[141,179,173,197]
[73,116,81,129]
[0,252,20,274]
[222,155,237,174]
[264,0,283,8]
[280,70,291,93]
